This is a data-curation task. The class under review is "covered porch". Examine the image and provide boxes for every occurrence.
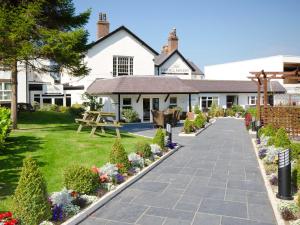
[86,76,198,123]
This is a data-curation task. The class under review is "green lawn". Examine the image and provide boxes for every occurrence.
[0,111,150,211]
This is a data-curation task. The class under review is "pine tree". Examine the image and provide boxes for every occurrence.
[12,157,51,225]
[0,0,91,128]
[109,139,130,173]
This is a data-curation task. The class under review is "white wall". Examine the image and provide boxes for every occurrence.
[205,55,284,82]
[158,53,193,79]
[66,29,157,90]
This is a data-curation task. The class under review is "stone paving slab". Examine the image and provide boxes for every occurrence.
[79,118,276,225]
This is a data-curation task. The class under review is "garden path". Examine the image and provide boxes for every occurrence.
[80,118,276,225]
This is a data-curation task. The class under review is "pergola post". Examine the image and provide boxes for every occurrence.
[263,72,268,124]
[257,80,261,121]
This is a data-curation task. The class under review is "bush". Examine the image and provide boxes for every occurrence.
[232,104,245,114]
[291,143,300,160]
[245,107,256,118]
[292,162,300,189]
[183,119,195,134]
[225,108,235,117]
[194,113,205,129]
[122,108,139,123]
[194,105,201,114]
[109,139,130,173]
[0,107,11,149]
[153,128,165,150]
[68,104,85,118]
[274,128,291,148]
[135,141,152,158]
[64,165,99,194]
[12,157,51,225]
[258,124,276,138]
[278,201,299,220]
[58,106,68,113]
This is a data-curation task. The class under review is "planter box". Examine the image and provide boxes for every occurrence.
[178,119,215,137]
[61,144,181,225]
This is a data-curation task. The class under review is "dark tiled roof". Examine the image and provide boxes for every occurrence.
[88,26,159,55]
[188,61,204,75]
[87,76,199,94]
[183,80,286,93]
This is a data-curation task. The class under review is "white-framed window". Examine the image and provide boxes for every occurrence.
[113,56,133,76]
[169,97,177,108]
[248,96,257,105]
[0,82,11,101]
[201,96,218,109]
[122,98,132,109]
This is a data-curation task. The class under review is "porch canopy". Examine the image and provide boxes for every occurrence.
[86,76,199,120]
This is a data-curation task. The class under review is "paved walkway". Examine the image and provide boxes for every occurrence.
[80,118,276,225]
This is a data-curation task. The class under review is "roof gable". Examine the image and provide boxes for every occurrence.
[155,50,196,72]
[88,26,159,56]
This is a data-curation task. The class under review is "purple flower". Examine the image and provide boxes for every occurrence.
[52,205,63,221]
[113,173,124,184]
[258,148,267,159]
[256,138,261,144]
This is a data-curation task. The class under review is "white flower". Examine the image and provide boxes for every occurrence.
[100,163,118,177]
[80,194,98,204]
[39,221,55,225]
[50,188,73,206]
[150,144,161,154]
[128,152,144,168]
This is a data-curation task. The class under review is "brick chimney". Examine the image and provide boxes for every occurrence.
[168,28,178,53]
[97,13,109,39]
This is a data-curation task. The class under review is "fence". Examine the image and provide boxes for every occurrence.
[262,106,300,137]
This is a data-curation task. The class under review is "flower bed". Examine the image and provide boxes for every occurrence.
[253,124,300,224]
[179,112,214,136]
[6,129,180,225]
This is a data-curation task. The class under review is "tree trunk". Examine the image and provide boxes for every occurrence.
[11,60,18,129]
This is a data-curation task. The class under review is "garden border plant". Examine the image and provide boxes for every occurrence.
[4,128,181,225]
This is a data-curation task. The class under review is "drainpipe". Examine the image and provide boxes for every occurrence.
[118,94,120,122]
[189,94,192,112]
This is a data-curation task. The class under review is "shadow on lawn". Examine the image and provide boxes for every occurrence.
[0,135,44,199]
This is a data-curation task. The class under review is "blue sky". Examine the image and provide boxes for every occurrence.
[73,0,300,69]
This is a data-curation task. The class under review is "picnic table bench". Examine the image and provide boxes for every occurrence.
[75,111,122,138]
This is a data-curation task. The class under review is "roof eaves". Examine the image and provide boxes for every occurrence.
[88,26,159,56]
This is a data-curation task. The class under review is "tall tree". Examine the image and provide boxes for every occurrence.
[0,0,91,128]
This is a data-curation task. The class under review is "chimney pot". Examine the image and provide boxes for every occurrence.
[168,27,178,53]
[97,12,110,39]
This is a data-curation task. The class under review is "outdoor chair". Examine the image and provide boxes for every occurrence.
[151,110,165,128]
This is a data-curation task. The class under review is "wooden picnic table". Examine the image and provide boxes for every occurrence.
[75,111,122,138]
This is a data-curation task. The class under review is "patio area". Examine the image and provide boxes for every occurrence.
[80,118,276,225]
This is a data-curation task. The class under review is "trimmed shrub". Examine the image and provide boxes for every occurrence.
[135,141,152,158]
[194,105,201,114]
[258,124,276,138]
[183,119,195,134]
[274,128,291,148]
[153,128,165,150]
[64,165,99,194]
[194,113,205,129]
[291,143,300,160]
[232,104,245,114]
[122,108,139,123]
[0,107,11,149]
[267,136,275,146]
[109,139,130,173]
[68,104,85,118]
[226,108,235,117]
[12,157,51,225]
[292,162,300,189]
[58,106,68,113]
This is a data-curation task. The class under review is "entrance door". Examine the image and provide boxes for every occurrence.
[226,95,238,108]
[143,98,150,122]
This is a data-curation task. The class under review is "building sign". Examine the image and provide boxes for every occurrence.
[42,84,63,95]
[161,63,189,75]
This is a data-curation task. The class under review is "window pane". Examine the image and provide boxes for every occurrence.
[152,98,159,110]
[123,98,131,106]
[54,98,63,106]
[3,91,11,100]
[170,97,177,104]
[4,83,11,90]
[43,98,51,104]
[66,97,71,107]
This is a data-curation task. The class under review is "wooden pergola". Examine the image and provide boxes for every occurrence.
[248,69,300,123]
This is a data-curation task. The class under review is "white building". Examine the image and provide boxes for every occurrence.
[0,13,287,122]
[205,55,300,105]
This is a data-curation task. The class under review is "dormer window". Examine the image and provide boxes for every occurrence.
[113,56,133,76]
